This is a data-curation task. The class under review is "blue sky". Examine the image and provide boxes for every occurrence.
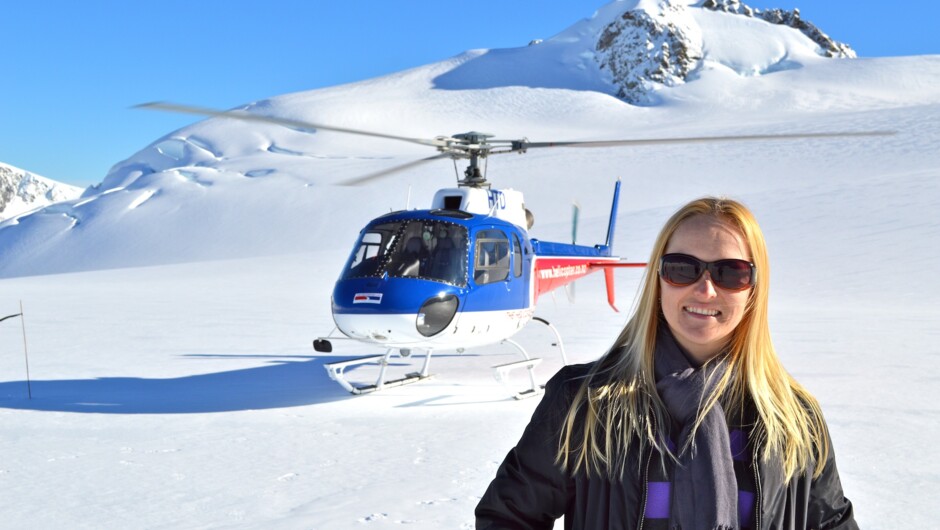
[2,1,937,187]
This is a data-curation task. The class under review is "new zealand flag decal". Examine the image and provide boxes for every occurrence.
[353,293,383,304]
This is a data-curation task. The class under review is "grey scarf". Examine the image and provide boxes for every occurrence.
[654,326,738,530]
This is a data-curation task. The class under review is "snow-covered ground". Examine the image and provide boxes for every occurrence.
[1,1,939,527]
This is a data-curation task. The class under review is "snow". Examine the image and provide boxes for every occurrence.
[695,8,821,75]
[1,2,939,528]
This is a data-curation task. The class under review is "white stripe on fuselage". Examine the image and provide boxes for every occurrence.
[333,307,535,350]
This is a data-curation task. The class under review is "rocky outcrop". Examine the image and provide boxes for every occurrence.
[0,163,83,220]
[595,4,702,104]
[702,0,855,58]
[596,0,855,104]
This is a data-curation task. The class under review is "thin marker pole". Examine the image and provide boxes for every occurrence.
[19,301,31,399]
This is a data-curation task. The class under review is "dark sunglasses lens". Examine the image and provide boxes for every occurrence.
[711,260,754,290]
[660,255,703,286]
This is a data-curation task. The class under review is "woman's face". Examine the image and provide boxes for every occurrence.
[660,215,752,365]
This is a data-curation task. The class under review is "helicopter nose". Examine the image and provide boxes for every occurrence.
[333,312,431,345]
[331,279,462,346]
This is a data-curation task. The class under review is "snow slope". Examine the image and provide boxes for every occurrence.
[1,1,939,527]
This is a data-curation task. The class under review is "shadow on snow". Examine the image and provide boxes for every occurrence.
[432,48,609,93]
[0,353,422,414]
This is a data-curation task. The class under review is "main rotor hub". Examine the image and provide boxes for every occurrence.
[451,131,494,145]
[437,132,499,188]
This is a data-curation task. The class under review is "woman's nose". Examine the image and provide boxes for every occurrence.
[695,270,718,297]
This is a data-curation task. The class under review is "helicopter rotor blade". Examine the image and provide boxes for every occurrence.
[337,153,452,186]
[135,101,896,188]
[134,101,445,148]
[513,130,895,151]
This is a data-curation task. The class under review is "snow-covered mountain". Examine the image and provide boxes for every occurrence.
[0,162,84,221]
[595,0,854,102]
[0,0,937,280]
[0,1,938,528]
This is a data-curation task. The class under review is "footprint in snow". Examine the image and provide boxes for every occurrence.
[358,513,388,523]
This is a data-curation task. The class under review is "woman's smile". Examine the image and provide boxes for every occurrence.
[683,305,720,317]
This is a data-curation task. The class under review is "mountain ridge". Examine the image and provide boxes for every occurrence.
[0,162,84,221]
[591,0,854,103]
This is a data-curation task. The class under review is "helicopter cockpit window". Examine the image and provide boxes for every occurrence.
[386,221,468,286]
[343,222,400,279]
[474,229,510,285]
[512,233,523,278]
[343,220,468,286]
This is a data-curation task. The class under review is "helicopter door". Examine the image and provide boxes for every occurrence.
[470,229,526,312]
[511,232,530,306]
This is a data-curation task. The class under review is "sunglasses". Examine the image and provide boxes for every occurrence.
[659,253,755,291]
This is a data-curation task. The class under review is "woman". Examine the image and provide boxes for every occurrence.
[476,197,856,530]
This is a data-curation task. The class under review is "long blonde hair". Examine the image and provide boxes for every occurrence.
[558,197,829,480]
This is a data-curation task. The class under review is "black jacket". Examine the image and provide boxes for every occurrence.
[476,363,857,530]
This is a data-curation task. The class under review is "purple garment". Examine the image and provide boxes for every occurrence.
[653,326,738,530]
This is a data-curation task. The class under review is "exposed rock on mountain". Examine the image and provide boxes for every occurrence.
[0,163,84,220]
[596,0,855,104]
[595,3,702,104]
[702,0,855,58]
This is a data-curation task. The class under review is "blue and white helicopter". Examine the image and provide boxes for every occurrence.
[315,137,645,399]
[138,102,892,397]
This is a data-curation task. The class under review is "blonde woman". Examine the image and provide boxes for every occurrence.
[476,198,856,530]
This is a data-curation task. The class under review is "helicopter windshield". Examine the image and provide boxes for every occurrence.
[342,220,468,287]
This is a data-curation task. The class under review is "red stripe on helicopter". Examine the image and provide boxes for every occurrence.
[533,257,615,299]
[353,293,383,304]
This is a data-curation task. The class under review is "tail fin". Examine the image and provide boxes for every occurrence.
[604,180,622,309]
[599,180,621,256]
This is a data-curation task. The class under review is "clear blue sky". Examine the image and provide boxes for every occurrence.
[2,1,937,187]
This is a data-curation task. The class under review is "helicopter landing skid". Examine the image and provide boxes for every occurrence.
[492,339,545,400]
[323,348,433,395]
[490,317,570,399]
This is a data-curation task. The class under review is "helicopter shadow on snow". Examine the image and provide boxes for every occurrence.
[0,353,384,414]
[0,351,511,414]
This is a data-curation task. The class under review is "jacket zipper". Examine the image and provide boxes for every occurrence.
[752,444,762,530]
[637,450,652,530]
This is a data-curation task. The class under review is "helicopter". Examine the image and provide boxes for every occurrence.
[318,164,642,398]
[137,102,892,398]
